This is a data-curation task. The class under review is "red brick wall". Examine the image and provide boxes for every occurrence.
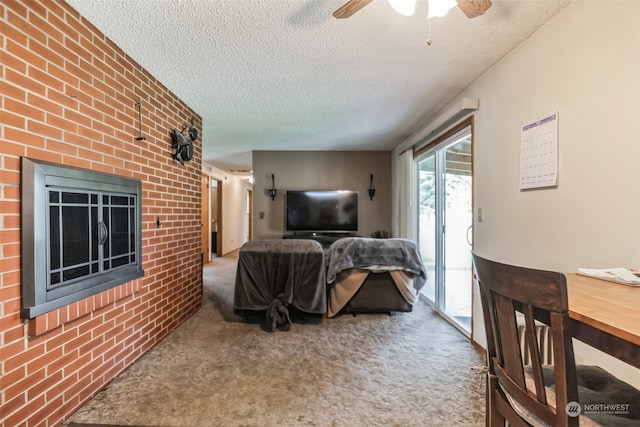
[1,1,203,425]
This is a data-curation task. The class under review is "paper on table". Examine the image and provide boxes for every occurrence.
[577,268,640,286]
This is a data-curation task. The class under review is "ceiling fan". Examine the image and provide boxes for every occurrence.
[333,0,492,20]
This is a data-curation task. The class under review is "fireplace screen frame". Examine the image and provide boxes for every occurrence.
[21,158,144,319]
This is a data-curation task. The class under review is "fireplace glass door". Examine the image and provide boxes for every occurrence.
[48,190,137,291]
[22,158,143,319]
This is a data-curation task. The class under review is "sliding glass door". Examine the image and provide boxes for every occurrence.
[417,125,473,333]
[418,155,437,303]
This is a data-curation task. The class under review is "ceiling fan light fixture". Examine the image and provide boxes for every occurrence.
[388,0,417,16]
[427,0,457,18]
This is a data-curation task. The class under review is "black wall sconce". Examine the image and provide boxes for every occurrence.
[171,125,196,165]
[368,174,376,200]
[268,174,277,201]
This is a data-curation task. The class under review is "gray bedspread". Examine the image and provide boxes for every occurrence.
[233,239,326,331]
[326,237,427,291]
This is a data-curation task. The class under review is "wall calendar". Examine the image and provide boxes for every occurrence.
[519,111,559,190]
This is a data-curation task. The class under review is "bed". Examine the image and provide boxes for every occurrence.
[233,239,326,331]
[326,237,426,317]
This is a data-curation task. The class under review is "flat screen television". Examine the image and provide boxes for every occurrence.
[285,190,358,234]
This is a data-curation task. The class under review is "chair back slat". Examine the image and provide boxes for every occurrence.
[472,253,580,427]
[549,312,579,423]
[493,293,526,387]
[523,304,547,404]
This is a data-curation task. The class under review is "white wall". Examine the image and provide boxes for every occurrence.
[202,163,253,255]
[394,1,640,386]
[253,151,392,240]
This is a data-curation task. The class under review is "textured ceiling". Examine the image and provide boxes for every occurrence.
[66,0,572,173]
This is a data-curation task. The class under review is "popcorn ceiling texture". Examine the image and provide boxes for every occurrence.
[66,0,571,171]
[66,254,486,427]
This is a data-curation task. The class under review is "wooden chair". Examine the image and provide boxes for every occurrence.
[472,253,640,427]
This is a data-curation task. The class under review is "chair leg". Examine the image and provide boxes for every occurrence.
[486,373,492,427]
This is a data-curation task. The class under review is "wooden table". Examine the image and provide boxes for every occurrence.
[566,273,640,368]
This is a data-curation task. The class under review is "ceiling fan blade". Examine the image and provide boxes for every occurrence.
[456,0,492,19]
[333,0,374,19]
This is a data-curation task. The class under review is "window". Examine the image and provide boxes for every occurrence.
[21,158,144,319]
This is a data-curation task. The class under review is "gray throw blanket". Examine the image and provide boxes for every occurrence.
[233,239,327,331]
[326,237,427,291]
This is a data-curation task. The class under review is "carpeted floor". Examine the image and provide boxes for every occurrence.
[64,253,485,427]
[67,424,159,427]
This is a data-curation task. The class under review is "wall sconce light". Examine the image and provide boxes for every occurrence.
[171,126,195,165]
[268,174,277,201]
[368,174,376,200]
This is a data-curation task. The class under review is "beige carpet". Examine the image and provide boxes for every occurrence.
[65,253,485,427]
[67,424,160,427]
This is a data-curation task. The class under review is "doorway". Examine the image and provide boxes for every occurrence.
[246,189,253,242]
[201,174,211,264]
[416,119,473,334]
[211,178,222,258]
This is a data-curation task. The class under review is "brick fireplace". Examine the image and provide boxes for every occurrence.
[1,1,203,425]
